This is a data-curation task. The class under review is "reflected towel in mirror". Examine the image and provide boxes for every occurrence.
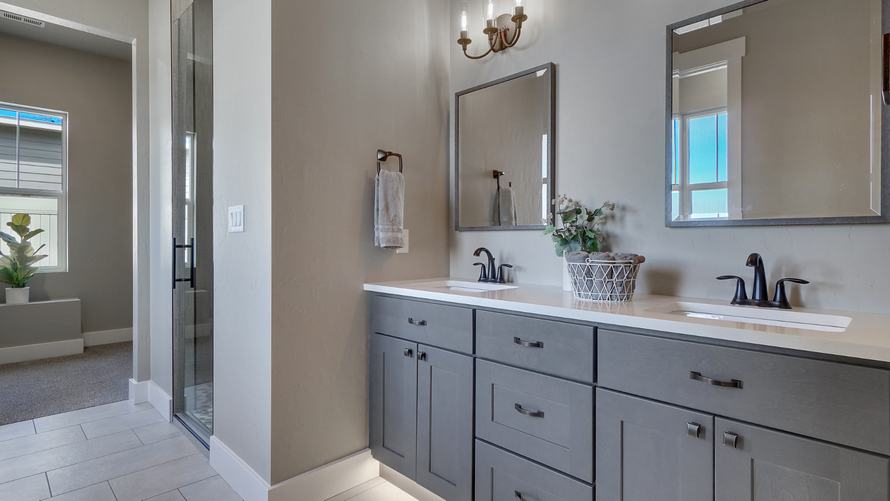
[493,186,517,226]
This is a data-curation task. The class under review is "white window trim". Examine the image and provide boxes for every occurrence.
[0,101,68,273]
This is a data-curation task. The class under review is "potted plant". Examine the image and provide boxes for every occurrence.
[0,213,48,304]
[544,195,615,290]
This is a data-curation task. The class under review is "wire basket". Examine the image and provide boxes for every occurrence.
[566,259,641,302]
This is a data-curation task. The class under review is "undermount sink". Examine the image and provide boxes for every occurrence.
[418,280,518,293]
[651,301,852,333]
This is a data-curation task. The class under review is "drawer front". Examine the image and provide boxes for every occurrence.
[369,294,473,354]
[598,329,890,455]
[476,360,594,482]
[477,310,595,383]
[476,440,593,501]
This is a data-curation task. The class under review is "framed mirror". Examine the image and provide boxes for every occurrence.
[666,0,890,226]
[455,63,555,231]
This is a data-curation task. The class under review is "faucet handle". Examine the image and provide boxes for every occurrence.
[473,262,487,282]
[496,264,513,284]
[717,275,748,303]
[773,278,809,309]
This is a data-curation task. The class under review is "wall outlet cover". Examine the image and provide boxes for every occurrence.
[396,229,409,253]
[228,205,244,233]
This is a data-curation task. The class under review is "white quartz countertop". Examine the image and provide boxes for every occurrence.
[364,278,890,363]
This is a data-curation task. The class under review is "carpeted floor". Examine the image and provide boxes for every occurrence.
[0,341,132,426]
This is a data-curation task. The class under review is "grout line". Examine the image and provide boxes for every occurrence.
[34,402,151,434]
[45,472,52,498]
[30,420,36,435]
[107,479,119,501]
[102,452,203,485]
[40,433,175,477]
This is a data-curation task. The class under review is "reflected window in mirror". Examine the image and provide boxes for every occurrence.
[666,0,889,226]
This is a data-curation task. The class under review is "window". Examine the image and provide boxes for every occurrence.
[0,103,67,271]
[672,109,729,220]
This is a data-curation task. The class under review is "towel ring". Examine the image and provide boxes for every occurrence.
[377,150,403,174]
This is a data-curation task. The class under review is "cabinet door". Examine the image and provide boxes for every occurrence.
[370,333,418,480]
[596,389,714,501]
[416,345,474,501]
[715,418,890,501]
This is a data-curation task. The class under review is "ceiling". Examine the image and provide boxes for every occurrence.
[0,9,132,62]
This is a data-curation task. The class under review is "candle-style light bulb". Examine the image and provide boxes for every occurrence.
[484,0,496,30]
[459,1,470,40]
[513,0,524,18]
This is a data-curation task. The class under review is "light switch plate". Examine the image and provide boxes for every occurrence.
[396,229,409,253]
[228,205,244,233]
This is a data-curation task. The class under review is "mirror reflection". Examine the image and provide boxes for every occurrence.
[668,0,885,225]
[456,63,555,230]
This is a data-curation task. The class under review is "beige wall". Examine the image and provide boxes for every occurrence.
[0,32,132,333]
[674,0,875,219]
[268,0,451,484]
[449,0,890,314]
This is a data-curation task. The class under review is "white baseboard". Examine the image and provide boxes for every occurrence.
[129,378,149,403]
[83,327,133,346]
[210,436,379,501]
[148,380,173,422]
[0,338,83,365]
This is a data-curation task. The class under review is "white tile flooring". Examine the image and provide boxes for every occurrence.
[0,400,415,501]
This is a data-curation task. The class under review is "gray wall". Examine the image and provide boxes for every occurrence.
[268,0,451,484]
[0,32,132,334]
[213,0,273,482]
[449,0,890,314]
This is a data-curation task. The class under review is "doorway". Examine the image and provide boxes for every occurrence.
[171,0,214,444]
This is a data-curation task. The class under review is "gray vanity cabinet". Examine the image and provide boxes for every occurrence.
[714,418,890,501]
[370,333,418,479]
[368,295,474,501]
[596,389,714,501]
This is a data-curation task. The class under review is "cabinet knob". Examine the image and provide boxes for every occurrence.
[514,491,525,500]
[418,351,427,361]
[686,422,701,439]
[723,431,739,449]
[404,348,413,358]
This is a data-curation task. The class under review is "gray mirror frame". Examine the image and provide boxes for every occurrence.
[455,62,556,231]
[665,0,890,227]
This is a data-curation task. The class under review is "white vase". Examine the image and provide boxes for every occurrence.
[562,258,573,292]
[5,287,29,304]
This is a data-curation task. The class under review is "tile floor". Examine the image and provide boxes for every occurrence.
[0,400,415,501]
[0,400,240,501]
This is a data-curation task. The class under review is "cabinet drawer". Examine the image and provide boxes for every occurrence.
[475,440,593,501]
[369,295,473,354]
[477,310,595,383]
[476,360,594,482]
[598,329,890,455]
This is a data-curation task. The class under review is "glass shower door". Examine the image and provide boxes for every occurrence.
[172,0,214,443]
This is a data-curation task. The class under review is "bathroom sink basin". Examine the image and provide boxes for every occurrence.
[651,301,851,332]
[417,280,518,293]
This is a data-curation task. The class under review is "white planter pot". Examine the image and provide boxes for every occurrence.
[5,287,29,304]
[562,258,573,291]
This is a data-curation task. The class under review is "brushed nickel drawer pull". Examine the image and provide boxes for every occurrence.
[690,371,743,389]
[513,337,543,349]
[514,403,544,418]
[514,491,525,500]
[407,318,427,326]
[687,422,701,439]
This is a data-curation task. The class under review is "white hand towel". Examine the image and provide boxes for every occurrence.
[492,186,517,226]
[374,170,405,249]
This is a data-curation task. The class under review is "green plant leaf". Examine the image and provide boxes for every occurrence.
[10,213,30,227]
[7,223,28,238]
[23,229,44,241]
[0,231,16,245]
